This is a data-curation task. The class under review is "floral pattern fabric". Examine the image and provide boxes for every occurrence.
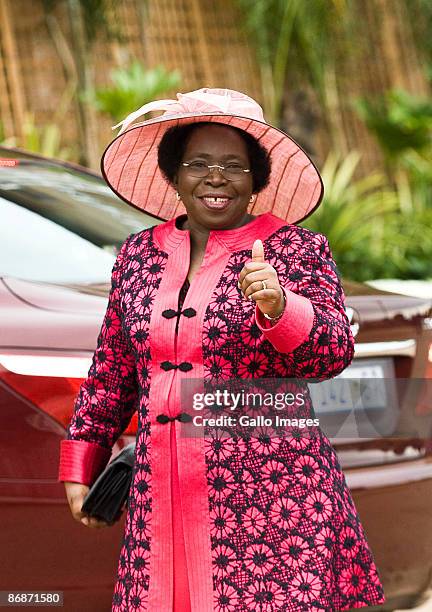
[61,212,385,611]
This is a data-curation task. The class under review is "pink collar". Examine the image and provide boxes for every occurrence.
[153,212,287,253]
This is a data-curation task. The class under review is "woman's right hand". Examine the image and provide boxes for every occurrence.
[63,482,110,529]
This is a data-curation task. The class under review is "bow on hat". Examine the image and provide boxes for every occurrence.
[112,87,266,135]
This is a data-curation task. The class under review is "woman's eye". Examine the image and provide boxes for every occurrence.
[226,164,243,171]
[189,161,206,168]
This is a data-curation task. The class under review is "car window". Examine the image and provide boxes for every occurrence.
[0,161,158,252]
[0,197,118,283]
[0,159,162,282]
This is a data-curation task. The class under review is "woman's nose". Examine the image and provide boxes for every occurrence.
[204,167,227,185]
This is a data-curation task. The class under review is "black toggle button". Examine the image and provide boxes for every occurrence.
[176,412,193,423]
[156,414,172,424]
[160,361,193,372]
[160,361,176,371]
[156,412,193,424]
[162,307,197,319]
[162,309,177,319]
[182,308,196,318]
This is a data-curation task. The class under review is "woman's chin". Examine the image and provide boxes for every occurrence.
[201,213,246,230]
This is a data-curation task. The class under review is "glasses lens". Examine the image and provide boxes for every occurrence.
[183,162,209,178]
[182,162,248,180]
[223,164,246,181]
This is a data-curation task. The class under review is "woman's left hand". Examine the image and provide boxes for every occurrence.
[238,239,285,319]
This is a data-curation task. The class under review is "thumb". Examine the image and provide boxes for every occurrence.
[251,239,265,262]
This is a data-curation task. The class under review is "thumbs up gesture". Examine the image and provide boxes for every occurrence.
[238,239,285,319]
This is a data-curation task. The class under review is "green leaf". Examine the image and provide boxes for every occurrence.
[92,62,181,122]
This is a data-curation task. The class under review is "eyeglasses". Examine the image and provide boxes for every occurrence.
[181,161,251,181]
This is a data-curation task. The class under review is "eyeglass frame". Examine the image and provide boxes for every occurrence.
[181,161,251,181]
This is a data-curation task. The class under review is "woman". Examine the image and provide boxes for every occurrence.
[59,88,385,611]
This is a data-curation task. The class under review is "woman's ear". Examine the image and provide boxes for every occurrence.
[173,175,181,201]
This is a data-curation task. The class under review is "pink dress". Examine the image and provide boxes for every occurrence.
[59,212,386,611]
[172,419,191,610]
[172,279,192,611]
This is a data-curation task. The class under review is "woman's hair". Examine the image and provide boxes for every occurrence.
[157,122,271,193]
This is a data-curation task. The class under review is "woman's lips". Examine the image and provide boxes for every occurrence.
[200,196,232,211]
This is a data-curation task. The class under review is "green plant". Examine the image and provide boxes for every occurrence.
[43,0,122,43]
[0,113,74,161]
[379,207,432,279]
[90,62,181,123]
[302,150,432,280]
[235,0,349,125]
[356,90,432,160]
[300,151,399,281]
[355,89,432,212]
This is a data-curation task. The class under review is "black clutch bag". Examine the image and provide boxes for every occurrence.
[81,443,136,525]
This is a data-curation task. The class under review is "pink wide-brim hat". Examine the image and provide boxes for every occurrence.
[101,88,324,224]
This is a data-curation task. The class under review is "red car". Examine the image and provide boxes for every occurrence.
[1,148,431,611]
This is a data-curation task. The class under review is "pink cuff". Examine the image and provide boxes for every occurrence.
[58,439,111,486]
[255,286,315,353]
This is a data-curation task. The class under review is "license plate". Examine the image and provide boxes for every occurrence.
[309,358,394,413]
[338,363,386,379]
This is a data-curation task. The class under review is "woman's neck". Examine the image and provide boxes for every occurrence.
[179,213,256,250]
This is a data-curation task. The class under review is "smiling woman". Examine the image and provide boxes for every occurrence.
[175,125,255,236]
[158,121,271,194]
[157,122,273,286]
[58,88,386,611]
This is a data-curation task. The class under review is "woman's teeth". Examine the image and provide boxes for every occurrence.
[201,197,231,209]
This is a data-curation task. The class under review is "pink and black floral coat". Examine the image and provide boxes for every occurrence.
[59,212,385,611]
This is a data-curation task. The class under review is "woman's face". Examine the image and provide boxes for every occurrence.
[174,124,254,231]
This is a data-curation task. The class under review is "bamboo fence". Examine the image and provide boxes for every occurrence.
[0,0,262,168]
[0,0,430,176]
